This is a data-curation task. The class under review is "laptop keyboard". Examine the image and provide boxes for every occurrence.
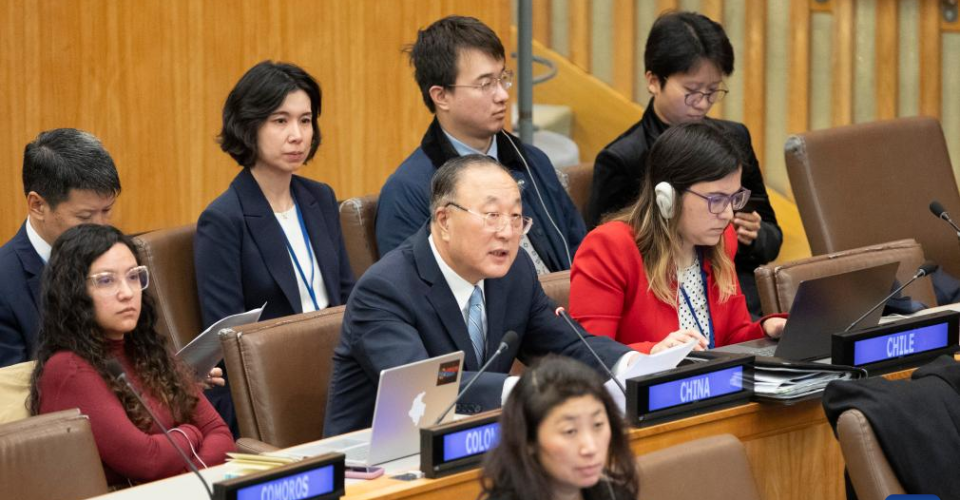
[753,345,778,357]
[345,444,370,463]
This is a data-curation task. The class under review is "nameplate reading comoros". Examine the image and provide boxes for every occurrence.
[626,355,754,427]
[421,411,501,478]
[832,310,960,373]
[214,453,345,500]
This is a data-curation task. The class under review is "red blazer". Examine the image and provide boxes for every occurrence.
[570,221,776,353]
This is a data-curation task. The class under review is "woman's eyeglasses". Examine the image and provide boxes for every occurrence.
[87,266,150,294]
[685,188,752,214]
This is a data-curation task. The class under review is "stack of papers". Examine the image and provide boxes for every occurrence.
[751,365,854,400]
[176,304,265,376]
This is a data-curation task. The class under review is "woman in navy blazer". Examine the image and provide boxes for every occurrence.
[195,61,354,329]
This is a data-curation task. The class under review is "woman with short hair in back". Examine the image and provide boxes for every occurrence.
[570,122,786,355]
[478,355,639,500]
[30,224,233,487]
[195,60,354,330]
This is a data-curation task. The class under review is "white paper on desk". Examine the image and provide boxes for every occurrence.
[605,341,696,414]
[176,304,265,377]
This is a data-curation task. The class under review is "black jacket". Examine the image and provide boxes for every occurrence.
[483,478,634,500]
[585,102,782,317]
[822,355,960,498]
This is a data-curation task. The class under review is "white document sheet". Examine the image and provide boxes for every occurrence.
[176,304,265,377]
[605,340,697,414]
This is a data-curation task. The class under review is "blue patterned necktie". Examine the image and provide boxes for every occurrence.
[466,285,486,363]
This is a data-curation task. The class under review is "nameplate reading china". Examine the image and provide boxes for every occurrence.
[214,452,345,500]
[832,310,960,374]
[626,355,754,427]
[421,411,501,478]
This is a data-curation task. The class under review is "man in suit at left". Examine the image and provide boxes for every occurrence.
[0,128,121,367]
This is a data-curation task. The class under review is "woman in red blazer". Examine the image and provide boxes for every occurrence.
[570,122,786,354]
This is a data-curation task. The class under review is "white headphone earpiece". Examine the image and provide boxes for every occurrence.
[654,181,676,219]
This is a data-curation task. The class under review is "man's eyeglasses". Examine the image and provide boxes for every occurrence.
[684,88,728,107]
[685,188,751,214]
[446,70,514,95]
[445,202,533,234]
[87,265,150,294]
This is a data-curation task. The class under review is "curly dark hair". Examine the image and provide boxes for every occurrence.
[479,355,639,500]
[28,224,199,430]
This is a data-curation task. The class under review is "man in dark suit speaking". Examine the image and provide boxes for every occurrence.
[324,155,636,437]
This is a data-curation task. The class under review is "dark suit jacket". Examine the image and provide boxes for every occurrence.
[195,169,355,329]
[0,223,44,367]
[323,225,631,437]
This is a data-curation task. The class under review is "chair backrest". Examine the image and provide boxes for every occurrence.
[754,238,936,315]
[785,116,960,278]
[637,434,761,500]
[339,194,380,279]
[134,224,202,351]
[0,408,109,500]
[559,163,594,216]
[0,360,35,424]
[539,270,571,310]
[220,306,345,448]
[836,409,906,500]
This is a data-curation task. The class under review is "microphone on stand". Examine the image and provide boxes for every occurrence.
[929,200,960,238]
[434,330,519,425]
[844,262,939,332]
[554,307,626,395]
[105,359,213,500]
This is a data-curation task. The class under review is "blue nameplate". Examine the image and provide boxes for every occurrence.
[832,311,960,374]
[626,355,754,427]
[214,453,344,500]
[421,411,501,478]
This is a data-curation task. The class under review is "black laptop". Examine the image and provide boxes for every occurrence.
[714,262,899,362]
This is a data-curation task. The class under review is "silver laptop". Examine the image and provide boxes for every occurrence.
[714,262,899,361]
[291,351,464,466]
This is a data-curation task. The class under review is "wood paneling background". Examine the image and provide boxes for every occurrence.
[0,0,511,241]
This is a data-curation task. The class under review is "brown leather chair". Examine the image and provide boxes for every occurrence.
[785,116,960,278]
[0,408,109,500]
[836,409,905,500]
[754,239,936,316]
[539,270,571,310]
[134,224,202,351]
[339,194,379,279]
[220,306,345,448]
[559,163,593,216]
[637,434,761,500]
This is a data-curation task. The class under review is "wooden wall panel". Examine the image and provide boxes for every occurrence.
[919,0,942,118]
[787,0,811,134]
[611,0,637,98]
[875,0,899,120]
[831,0,855,126]
[569,0,592,71]
[0,0,511,242]
[743,0,767,167]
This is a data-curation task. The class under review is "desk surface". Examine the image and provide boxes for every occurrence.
[90,376,913,500]
[91,315,950,500]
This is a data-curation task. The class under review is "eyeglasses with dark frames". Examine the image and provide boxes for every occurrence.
[685,187,751,214]
[684,88,729,107]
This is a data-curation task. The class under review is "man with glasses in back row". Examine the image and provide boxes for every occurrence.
[584,11,782,319]
[375,15,585,274]
[325,155,636,437]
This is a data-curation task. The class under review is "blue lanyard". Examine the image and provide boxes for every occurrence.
[678,250,715,348]
[281,203,320,311]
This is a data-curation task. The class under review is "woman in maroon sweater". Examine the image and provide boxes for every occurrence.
[570,122,786,354]
[29,224,233,487]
